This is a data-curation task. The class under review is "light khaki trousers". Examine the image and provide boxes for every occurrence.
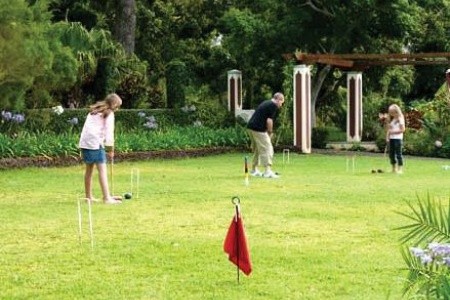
[247,129,274,168]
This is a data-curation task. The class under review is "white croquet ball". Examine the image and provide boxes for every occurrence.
[435,140,443,148]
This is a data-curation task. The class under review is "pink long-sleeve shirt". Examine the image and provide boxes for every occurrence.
[79,112,115,149]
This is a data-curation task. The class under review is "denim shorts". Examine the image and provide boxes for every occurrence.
[81,148,106,164]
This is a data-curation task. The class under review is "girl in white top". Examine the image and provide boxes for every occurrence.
[386,104,405,174]
[79,93,122,204]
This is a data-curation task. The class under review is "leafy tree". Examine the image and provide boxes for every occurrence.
[406,0,450,101]
[280,0,420,126]
[134,0,232,107]
[218,1,440,127]
[49,0,98,28]
[0,0,79,109]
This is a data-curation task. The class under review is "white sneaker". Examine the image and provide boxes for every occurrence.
[263,171,280,178]
[250,170,263,177]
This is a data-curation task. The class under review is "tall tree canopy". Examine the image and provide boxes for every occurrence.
[1,0,449,112]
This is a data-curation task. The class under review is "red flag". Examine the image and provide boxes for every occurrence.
[223,210,252,276]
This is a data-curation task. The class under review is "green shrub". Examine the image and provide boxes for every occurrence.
[275,62,294,146]
[115,109,174,133]
[166,60,189,109]
[349,142,366,151]
[0,125,249,159]
[362,93,401,141]
[179,85,235,128]
[311,127,329,149]
[326,126,346,142]
[24,108,85,134]
[403,129,435,157]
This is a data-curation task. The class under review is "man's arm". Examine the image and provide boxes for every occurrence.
[266,118,273,134]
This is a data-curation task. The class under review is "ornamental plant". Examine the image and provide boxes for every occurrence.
[1,110,26,136]
[396,194,450,298]
[138,111,158,130]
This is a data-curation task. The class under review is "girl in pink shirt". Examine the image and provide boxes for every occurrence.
[79,93,122,204]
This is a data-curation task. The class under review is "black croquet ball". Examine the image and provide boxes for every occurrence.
[124,192,132,200]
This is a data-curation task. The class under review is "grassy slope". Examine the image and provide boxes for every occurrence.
[1,152,449,299]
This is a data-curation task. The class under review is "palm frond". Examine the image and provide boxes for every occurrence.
[400,246,450,298]
[395,193,450,245]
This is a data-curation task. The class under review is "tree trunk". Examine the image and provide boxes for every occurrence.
[114,0,136,55]
[311,65,331,127]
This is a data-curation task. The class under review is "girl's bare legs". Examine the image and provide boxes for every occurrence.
[96,163,121,203]
[96,163,111,201]
[84,164,95,200]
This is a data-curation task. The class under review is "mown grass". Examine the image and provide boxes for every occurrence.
[1,152,450,299]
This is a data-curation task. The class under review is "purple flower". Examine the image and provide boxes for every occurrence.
[11,114,25,123]
[429,243,450,256]
[411,243,450,267]
[68,117,78,125]
[146,115,156,123]
[420,254,433,264]
[411,247,425,257]
[443,257,450,267]
[143,121,158,129]
[138,111,146,118]
[1,111,12,121]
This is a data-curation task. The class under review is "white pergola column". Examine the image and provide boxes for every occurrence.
[346,72,363,142]
[446,69,450,92]
[293,65,311,153]
[227,70,242,116]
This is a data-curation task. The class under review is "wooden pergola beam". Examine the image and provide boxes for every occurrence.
[294,52,450,68]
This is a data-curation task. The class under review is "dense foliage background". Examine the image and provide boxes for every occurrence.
[1,0,450,158]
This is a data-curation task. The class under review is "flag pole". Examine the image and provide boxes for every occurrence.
[232,196,240,283]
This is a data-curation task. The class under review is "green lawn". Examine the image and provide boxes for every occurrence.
[1,152,449,299]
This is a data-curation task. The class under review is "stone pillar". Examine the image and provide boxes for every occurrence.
[293,65,311,153]
[347,72,363,142]
[227,70,242,116]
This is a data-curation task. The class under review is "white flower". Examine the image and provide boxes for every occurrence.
[52,105,64,115]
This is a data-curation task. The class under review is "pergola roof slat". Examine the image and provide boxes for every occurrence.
[294,52,450,69]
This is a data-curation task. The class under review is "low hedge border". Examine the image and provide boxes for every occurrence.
[0,147,245,170]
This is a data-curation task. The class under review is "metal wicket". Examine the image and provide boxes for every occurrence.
[346,155,356,172]
[130,168,140,199]
[283,149,290,164]
[77,196,94,250]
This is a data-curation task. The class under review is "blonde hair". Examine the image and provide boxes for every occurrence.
[273,92,284,102]
[388,104,403,121]
[89,93,122,118]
